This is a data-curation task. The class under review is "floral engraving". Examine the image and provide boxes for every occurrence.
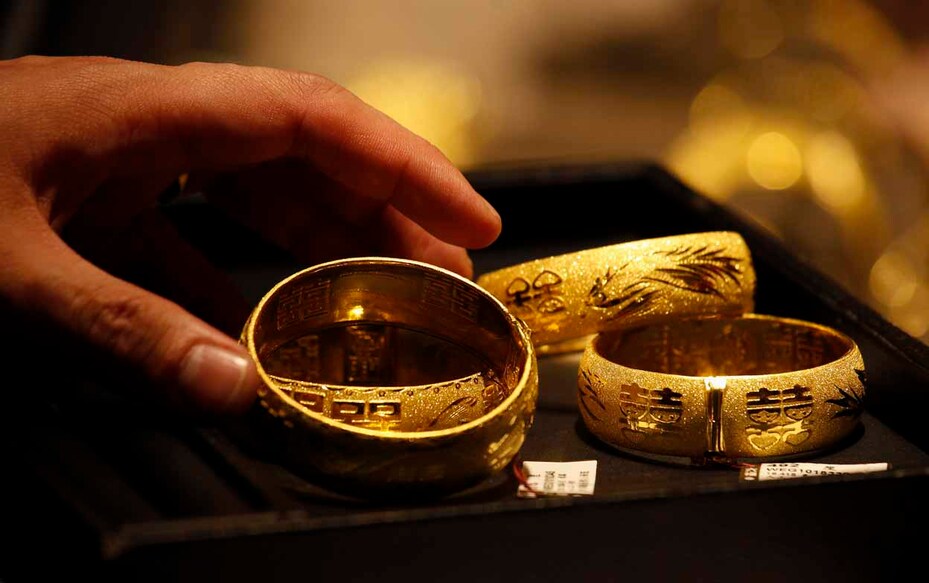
[826,369,866,419]
[647,245,743,298]
[585,245,743,320]
[578,369,607,422]
[428,396,480,429]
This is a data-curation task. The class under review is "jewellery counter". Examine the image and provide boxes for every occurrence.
[3,163,927,582]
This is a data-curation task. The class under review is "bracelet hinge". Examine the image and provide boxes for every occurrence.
[704,377,727,458]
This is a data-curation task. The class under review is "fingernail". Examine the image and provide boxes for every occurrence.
[179,344,258,414]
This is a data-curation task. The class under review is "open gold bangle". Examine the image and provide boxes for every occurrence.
[476,231,756,351]
[240,257,538,497]
[577,314,866,464]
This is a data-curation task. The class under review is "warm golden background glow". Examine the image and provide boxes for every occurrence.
[7,0,929,341]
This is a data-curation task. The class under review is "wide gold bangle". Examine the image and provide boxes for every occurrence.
[577,314,866,464]
[240,257,538,498]
[476,232,755,351]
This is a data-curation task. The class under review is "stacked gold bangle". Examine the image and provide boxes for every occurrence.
[477,231,867,466]
[241,257,538,497]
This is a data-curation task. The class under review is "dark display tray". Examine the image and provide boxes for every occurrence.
[3,162,928,582]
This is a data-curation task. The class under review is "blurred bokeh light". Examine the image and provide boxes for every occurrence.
[5,0,929,342]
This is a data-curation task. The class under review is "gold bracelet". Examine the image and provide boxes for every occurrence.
[476,232,756,351]
[577,314,866,464]
[240,257,538,497]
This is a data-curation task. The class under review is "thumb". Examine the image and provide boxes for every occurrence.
[6,226,259,415]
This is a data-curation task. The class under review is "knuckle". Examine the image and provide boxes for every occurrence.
[270,70,354,155]
[1,55,52,68]
[179,60,244,80]
[74,291,161,367]
[284,70,351,100]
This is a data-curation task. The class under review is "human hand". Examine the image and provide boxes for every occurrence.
[0,56,501,417]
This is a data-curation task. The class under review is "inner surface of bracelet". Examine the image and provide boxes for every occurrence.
[597,315,854,376]
[249,259,532,433]
[264,325,491,386]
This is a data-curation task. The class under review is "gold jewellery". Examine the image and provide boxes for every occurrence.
[577,314,866,464]
[238,230,868,493]
[476,232,755,352]
[241,257,538,497]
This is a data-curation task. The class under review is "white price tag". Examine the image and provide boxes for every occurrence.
[517,460,597,498]
[740,462,889,481]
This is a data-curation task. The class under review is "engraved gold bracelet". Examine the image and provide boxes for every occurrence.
[476,231,756,352]
[240,257,538,497]
[577,314,866,464]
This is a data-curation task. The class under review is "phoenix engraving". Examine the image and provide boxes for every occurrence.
[585,245,743,320]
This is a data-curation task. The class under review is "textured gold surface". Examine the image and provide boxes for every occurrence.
[578,314,866,464]
[241,257,538,496]
[267,371,502,432]
[477,232,756,349]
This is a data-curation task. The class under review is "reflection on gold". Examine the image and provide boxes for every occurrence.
[704,376,728,391]
[746,131,802,191]
[346,56,482,166]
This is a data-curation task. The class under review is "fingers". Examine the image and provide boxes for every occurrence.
[0,55,502,419]
[197,158,475,276]
[373,206,474,278]
[62,171,254,335]
[73,207,255,336]
[12,57,501,251]
[1,210,259,416]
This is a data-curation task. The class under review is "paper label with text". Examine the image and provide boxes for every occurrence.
[740,462,889,481]
[517,460,597,498]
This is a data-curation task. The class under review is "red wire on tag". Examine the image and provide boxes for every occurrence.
[511,457,543,497]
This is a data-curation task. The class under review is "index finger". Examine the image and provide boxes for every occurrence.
[15,57,502,249]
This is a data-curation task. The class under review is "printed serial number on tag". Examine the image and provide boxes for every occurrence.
[517,460,597,498]
[740,462,889,481]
